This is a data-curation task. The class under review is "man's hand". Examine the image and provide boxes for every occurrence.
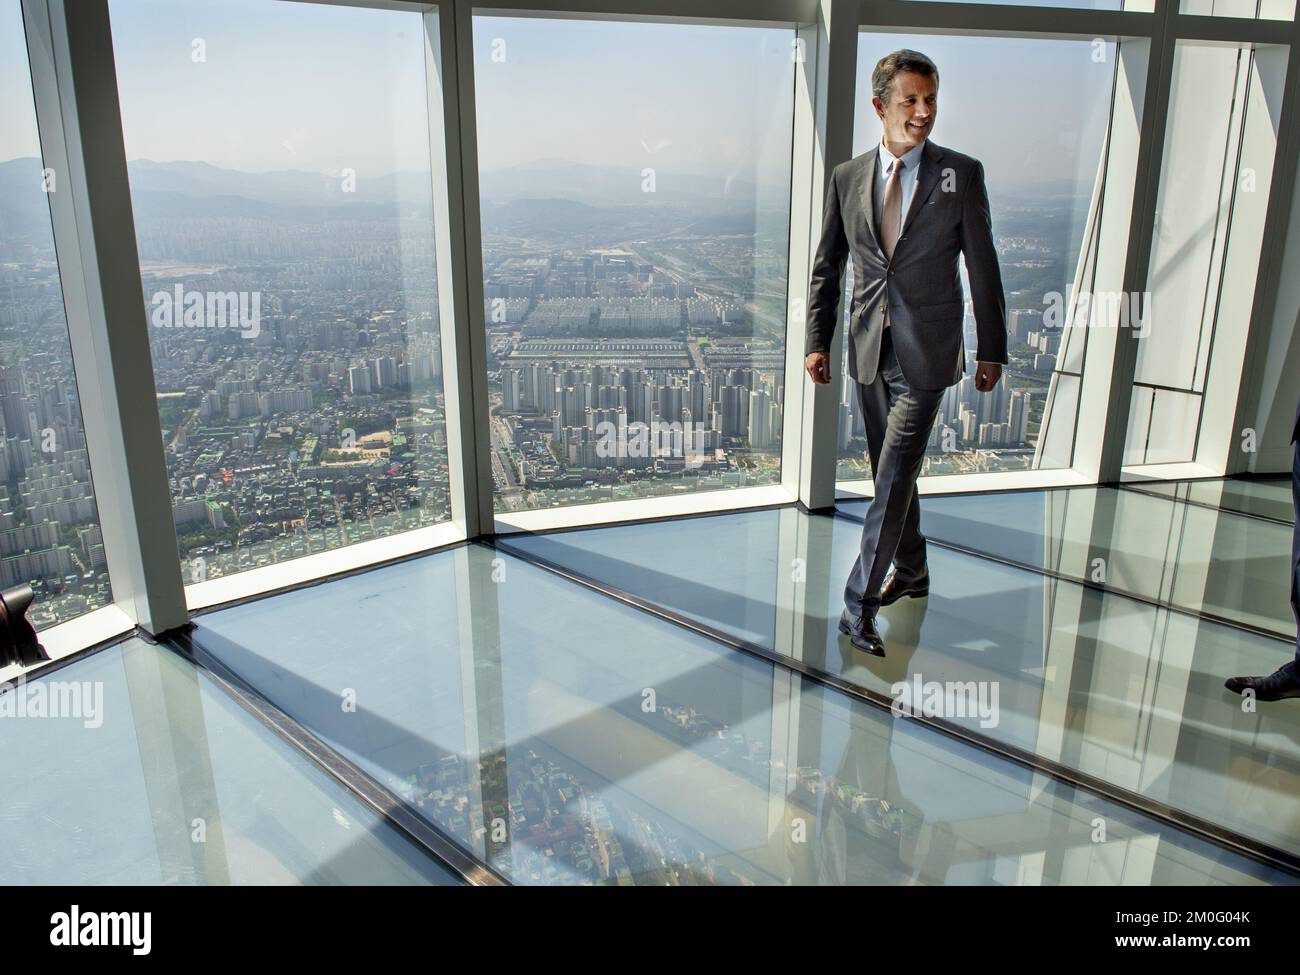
[974,361,1002,392]
[806,351,831,385]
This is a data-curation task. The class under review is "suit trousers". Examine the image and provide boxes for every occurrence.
[844,328,944,618]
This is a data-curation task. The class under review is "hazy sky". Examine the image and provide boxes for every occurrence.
[471,15,796,187]
[854,32,1114,194]
[3,0,1112,192]
[108,0,431,176]
[1,1,40,161]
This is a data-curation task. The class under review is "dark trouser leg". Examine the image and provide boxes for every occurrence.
[856,358,928,581]
[1292,437,1299,662]
[844,332,943,617]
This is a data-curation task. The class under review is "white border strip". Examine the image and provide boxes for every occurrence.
[494,484,796,533]
[837,467,1095,499]
[184,520,467,611]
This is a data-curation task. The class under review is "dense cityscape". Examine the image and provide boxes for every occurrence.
[0,153,1082,627]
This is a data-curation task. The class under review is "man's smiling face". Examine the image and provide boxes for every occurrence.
[874,68,937,152]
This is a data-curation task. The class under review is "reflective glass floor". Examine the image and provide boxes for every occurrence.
[6,480,1295,885]
[0,639,461,885]
[1126,477,1293,525]
[839,484,1296,638]
[181,493,1296,884]
[502,503,1300,864]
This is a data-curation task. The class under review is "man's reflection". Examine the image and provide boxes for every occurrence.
[782,596,958,883]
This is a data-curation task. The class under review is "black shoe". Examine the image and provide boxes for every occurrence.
[880,570,929,607]
[838,608,885,655]
[1225,661,1300,702]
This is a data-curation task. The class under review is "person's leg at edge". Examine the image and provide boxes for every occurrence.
[1224,433,1300,700]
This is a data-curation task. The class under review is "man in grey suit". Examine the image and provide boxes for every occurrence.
[1225,395,1300,701]
[805,49,1007,654]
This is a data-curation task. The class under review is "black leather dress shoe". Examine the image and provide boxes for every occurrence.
[1225,661,1300,702]
[838,608,885,655]
[880,570,929,607]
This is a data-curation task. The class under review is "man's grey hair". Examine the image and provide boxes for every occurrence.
[872,49,940,102]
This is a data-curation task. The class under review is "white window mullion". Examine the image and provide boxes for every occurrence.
[22,0,187,635]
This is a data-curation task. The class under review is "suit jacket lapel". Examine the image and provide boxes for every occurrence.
[858,146,880,252]
[900,140,943,237]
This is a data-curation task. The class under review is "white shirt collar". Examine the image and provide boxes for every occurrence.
[879,138,925,174]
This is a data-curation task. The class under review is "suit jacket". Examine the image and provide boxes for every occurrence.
[805,140,1008,390]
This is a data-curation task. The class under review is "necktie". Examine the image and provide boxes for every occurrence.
[880,157,903,259]
[879,157,903,327]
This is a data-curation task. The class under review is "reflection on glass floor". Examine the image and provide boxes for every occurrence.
[186,542,1291,884]
[502,502,1300,863]
[1125,477,1293,525]
[838,484,1295,638]
[0,639,460,885]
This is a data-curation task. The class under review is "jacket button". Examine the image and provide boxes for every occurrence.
[879,303,886,313]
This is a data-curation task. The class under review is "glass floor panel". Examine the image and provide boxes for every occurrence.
[838,486,1296,639]
[186,542,1291,884]
[0,638,461,885]
[1125,477,1293,524]
[501,505,1300,861]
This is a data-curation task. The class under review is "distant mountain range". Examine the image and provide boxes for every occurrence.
[0,155,1087,243]
[0,156,793,247]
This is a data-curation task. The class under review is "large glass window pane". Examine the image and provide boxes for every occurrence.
[0,3,113,628]
[838,34,1113,480]
[472,16,795,513]
[1126,41,1287,469]
[108,0,450,586]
